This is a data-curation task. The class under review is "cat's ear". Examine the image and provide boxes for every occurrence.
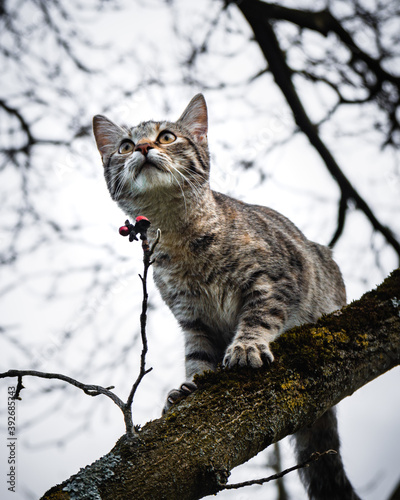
[93,115,124,161]
[177,94,208,144]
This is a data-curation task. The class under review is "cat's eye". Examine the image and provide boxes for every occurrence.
[158,131,176,144]
[118,140,134,154]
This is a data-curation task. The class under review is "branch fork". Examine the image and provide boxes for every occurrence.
[1,216,161,438]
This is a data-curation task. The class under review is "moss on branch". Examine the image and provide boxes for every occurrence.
[42,269,400,500]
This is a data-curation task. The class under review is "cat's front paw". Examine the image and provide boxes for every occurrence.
[223,340,274,369]
[162,381,197,415]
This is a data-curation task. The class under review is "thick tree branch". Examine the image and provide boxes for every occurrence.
[242,1,400,87]
[41,268,400,500]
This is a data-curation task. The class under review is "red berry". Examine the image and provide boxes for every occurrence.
[119,226,130,236]
[135,216,149,223]
[135,216,151,232]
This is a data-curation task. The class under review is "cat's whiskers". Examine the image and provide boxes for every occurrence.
[161,157,206,216]
[174,164,206,202]
[151,154,190,214]
[169,167,190,215]
[160,152,205,197]
[113,165,130,200]
[110,151,206,220]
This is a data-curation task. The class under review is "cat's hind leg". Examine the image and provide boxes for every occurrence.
[162,382,197,414]
[162,320,220,414]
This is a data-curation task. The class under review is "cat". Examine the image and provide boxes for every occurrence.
[93,94,361,500]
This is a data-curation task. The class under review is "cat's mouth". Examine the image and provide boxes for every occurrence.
[135,160,164,179]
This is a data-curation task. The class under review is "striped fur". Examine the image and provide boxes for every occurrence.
[93,94,360,500]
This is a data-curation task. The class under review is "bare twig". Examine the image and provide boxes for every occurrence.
[0,222,161,438]
[124,228,161,436]
[0,369,126,410]
[329,193,349,248]
[14,375,24,400]
[220,449,337,490]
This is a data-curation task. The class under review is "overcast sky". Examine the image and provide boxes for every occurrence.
[1,1,399,499]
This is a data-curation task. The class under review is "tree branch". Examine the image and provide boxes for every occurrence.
[329,193,349,248]
[388,478,400,500]
[220,450,336,490]
[0,369,126,409]
[244,1,400,87]
[41,268,400,500]
[235,0,400,261]
[0,223,161,438]
[0,98,35,146]
[124,227,160,435]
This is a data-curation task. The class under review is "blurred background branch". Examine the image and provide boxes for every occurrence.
[1,1,399,499]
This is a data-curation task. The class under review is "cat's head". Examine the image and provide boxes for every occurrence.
[93,94,209,207]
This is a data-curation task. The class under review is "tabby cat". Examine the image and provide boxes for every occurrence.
[93,94,360,500]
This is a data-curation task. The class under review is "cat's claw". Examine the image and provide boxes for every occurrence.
[223,341,274,369]
[162,381,197,414]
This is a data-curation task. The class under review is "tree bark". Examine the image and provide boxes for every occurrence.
[41,269,400,500]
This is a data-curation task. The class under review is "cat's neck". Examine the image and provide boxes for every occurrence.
[120,183,217,237]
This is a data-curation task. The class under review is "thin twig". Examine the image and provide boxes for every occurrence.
[0,369,125,410]
[14,375,24,400]
[220,449,337,490]
[124,228,161,436]
[329,193,349,248]
[0,226,162,438]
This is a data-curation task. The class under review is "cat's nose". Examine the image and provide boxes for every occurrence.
[135,143,153,156]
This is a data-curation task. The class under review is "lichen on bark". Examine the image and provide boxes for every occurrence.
[41,269,400,500]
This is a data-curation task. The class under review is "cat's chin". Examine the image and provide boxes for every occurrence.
[138,160,163,174]
[132,165,174,193]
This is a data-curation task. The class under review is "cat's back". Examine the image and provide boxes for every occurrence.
[212,190,308,245]
[211,191,346,317]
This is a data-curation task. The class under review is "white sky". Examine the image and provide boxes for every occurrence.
[1,1,399,499]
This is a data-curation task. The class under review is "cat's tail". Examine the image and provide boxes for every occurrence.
[293,407,361,500]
